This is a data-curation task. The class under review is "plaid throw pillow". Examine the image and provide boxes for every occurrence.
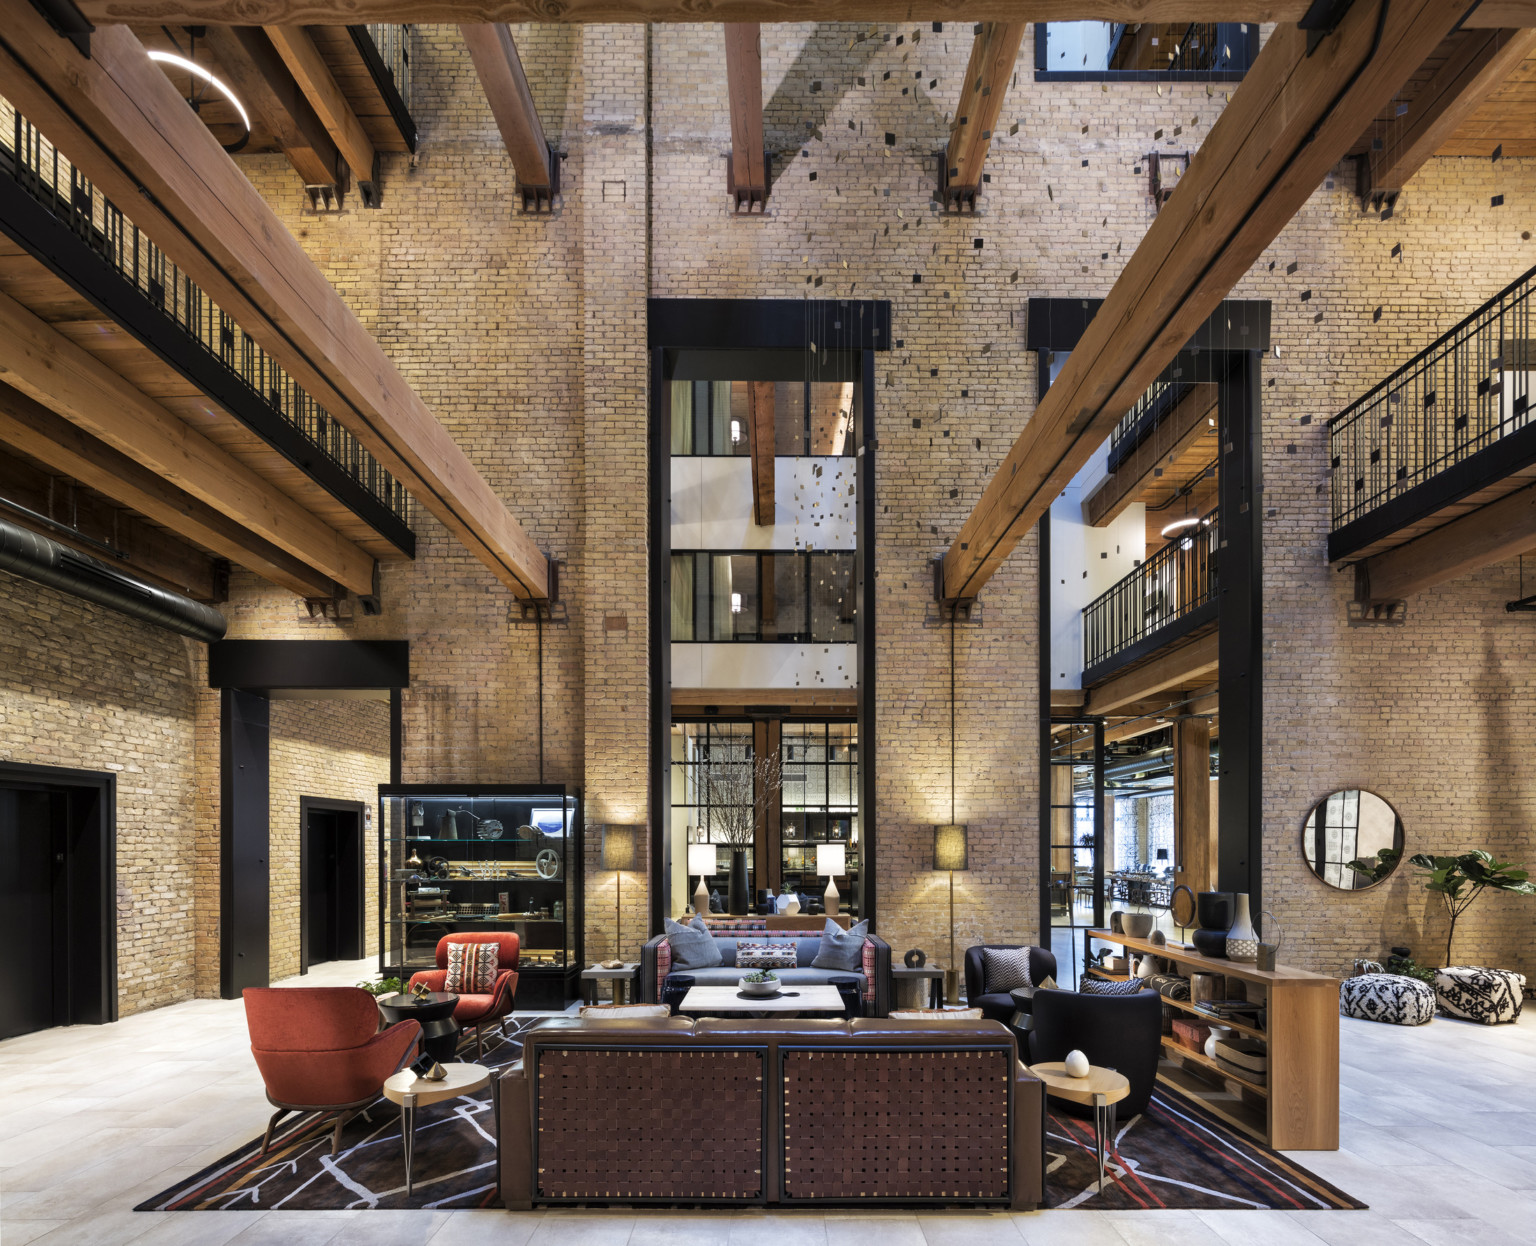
[982,946,1033,994]
[736,941,798,970]
[1080,977,1149,996]
[445,941,500,994]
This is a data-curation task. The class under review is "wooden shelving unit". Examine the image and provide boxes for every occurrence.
[1085,928,1340,1150]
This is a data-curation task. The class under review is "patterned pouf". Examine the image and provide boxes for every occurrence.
[1434,966,1526,1024]
[1340,973,1435,1026]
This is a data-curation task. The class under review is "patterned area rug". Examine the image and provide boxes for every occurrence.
[1044,1090,1367,1210]
[139,1024,1363,1213]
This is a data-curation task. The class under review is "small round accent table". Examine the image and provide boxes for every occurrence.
[382,1062,490,1196]
[377,991,460,1064]
[1029,1061,1130,1184]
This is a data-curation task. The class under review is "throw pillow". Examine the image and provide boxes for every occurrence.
[664,915,723,970]
[982,946,1033,994]
[811,917,869,971]
[1080,977,1149,996]
[889,1007,984,1020]
[736,941,798,970]
[444,941,500,994]
[578,1003,671,1020]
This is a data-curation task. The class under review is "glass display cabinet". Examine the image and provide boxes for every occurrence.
[378,783,582,1009]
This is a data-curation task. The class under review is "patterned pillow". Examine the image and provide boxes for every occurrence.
[445,941,500,994]
[1080,977,1149,996]
[982,947,1033,994]
[737,941,798,970]
[889,1008,984,1020]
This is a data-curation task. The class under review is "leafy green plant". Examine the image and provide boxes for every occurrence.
[1408,850,1536,966]
[1345,846,1402,886]
[356,976,403,997]
[741,969,779,984]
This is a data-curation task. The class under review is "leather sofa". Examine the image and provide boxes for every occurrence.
[499,1015,1043,1209]
[639,918,893,1016]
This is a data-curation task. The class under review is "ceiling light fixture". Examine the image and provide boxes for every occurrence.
[147,50,252,153]
[1160,515,1201,538]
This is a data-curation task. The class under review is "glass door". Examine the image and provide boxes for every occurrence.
[1047,718,1104,987]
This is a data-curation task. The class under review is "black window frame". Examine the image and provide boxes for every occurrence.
[670,548,857,644]
[1033,21,1257,83]
[668,378,860,458]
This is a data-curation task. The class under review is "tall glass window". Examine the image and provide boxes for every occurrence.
[780,722,859,914]
[672,550,855,642]
[671,380,858,457]
[1036,21,1256,80]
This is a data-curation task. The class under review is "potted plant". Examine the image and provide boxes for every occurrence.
[356,976,403,998]
[1407,850,1536,966]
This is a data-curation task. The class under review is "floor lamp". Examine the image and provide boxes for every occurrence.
[601,824,640,963]
[933,824,968,1005]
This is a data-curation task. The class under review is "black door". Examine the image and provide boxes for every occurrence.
[302,803,364,972]
[0,787,66,1039]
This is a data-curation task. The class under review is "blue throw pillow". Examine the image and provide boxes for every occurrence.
[811,918,868,971]
[664,915,723,971]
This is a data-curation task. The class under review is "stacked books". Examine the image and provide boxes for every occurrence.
[1212,1036,1268,1085]
[1191,998,1265,1026]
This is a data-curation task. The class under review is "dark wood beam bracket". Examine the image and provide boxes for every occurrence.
[725,23,768,213]
[461,23,559,213]
[939,22,1026,213]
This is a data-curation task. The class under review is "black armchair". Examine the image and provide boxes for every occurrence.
[963,945,1058,1025]
[1027,986,1162,1118]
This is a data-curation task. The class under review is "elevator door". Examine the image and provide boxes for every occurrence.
[302,802,364,972]
[0,787,66,1039]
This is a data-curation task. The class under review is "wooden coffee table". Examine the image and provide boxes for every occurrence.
[382,1062,490,1196]
[1029,1061,1130,1184]
[679,984,846,1016]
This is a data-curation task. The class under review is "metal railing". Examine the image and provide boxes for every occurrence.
[1083,508,1218,673]
[1328,265,1535,533]
[0,97,411,528]
[361,25,413,121]
[1107,375,1191,467]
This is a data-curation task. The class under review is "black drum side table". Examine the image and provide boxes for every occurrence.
[377,991,460,1064]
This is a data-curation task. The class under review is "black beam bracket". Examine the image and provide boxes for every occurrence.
[27,0,92,57]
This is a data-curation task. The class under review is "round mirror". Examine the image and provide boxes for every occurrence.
[1301,789,1404,890]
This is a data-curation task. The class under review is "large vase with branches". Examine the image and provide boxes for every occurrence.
[1408,850,1535,966]
[699,742,782,915]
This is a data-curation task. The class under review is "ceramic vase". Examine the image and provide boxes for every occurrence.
[1204,1023,1234,1060]
[728,849,750,916]
[1065,1049,1091,1078]
[1225,893,1259,963]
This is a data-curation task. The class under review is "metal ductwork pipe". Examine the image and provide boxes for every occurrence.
[0,515,227,643]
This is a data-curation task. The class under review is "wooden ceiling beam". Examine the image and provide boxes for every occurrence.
[941,22,1026,211]
[670,687,857,710]
[1360,27,1536,201]
[0,13,548,598]
[725,24,768,212]
[941,0,1474,602]
[1356,483,1536,605]
[66,3,1536,28]
[1084,383,1218,528]
[264,24,380,202]
[460,23,556,209]
[0,290,375,595]
[1084,629,1219,716]
[200,24,346,191]
[748,381,775,527]
[0,381,336,598]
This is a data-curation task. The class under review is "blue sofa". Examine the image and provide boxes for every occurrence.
[640,917,893,1016]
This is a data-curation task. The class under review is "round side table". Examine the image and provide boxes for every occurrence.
[1028,1060,1130,1184]
[382,1062,491,1196]
[377,991,460,1064]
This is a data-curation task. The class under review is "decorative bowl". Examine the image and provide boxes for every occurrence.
[1123,913,1155,939]
[738,976,780,997]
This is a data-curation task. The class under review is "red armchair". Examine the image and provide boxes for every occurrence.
[244,987,420,1157]
[407,932,520,1059]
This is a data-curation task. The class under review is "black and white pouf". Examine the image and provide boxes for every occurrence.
[1434,965,1526,1025]
[1340,973,1436,1026]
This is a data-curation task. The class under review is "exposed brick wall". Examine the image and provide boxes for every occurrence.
[0,577,199,1017]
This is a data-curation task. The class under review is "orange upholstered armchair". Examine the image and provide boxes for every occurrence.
[244,986,420,1157]
[407,932,520,1058]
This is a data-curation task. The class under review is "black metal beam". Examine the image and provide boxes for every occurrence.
[1025,298,1271,354]
[208,639,410,690]
[220,688,270,999]
[648,299,892,353]
[0,165,415,557]
[347,25,417,154]
[857,344,878,930]
[648,344,670,938]
[1036,511,1052,948]
[1216,351,1262,904]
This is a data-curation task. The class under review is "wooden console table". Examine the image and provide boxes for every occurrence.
[1084,928,1339,1150]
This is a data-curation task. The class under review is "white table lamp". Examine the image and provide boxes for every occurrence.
[688,843,716,916]
[818,843,846,916]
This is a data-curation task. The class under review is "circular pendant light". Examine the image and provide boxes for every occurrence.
[147,50,252,154]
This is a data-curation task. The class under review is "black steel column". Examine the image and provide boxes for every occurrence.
[1036,513,1052,945]
[857,347,878,927]
[1216,350,1263,905]
[220,688,270,999]
[389,688,403,784]
[647,345,670,936]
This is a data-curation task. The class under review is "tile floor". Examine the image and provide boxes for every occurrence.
[1,956,1532,1245]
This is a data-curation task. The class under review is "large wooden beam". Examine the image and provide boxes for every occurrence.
[0,13,548,598]
[941,22,1026,210]
[460,23,555,207]
[1084,629,1219,716]
[264,24,380,200]
[748,381,775,527]
[67,2,1536,29]
[1084,383,1218,528]
[724,24,767,212]
[1173,714,1215,894]
[1361,27,1536,200]
[200,24,346,191]
[942,0,1474,602]
[0,381,336,598]
[0,290,375,595]
[1356,482,1536,604]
